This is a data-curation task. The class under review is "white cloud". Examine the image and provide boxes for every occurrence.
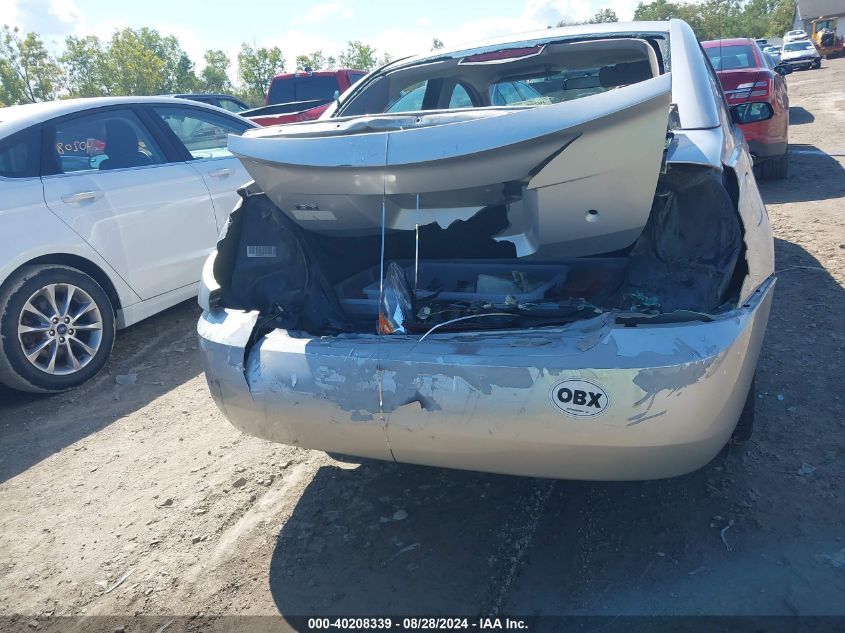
[49,0,81,23]
[1,0,81,36]
[301,2,353,24]
[0,0,20,25]
[362,0,646,62]
[254,0,647,76]
[154,23,206,69]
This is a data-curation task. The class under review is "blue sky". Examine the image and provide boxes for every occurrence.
[1,0,644,71]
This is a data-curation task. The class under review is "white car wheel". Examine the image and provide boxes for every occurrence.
[0,265,116,393]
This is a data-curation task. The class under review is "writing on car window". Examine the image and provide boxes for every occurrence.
[51,110,165,174]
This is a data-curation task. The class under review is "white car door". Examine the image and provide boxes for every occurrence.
[41,107,219,300]
[148,104,253,230]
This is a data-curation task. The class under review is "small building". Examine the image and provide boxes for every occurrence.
[792,0,845,34]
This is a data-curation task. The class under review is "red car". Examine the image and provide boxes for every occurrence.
[702,38,791,179]
[243,69,366,126]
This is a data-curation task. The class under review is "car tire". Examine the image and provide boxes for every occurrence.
[0,265,116,393]
[754,152,788,180]
[731,376,756,443]
[773,151,788,179]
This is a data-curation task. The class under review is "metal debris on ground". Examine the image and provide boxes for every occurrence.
[383,542,421,565]
[104,568,134,594]
[115,374,137,385]
[720,519,734,552]
[798,463,817,476]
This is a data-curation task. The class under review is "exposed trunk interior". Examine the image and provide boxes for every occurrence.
[211,32,746,340]
[212,161,746,339]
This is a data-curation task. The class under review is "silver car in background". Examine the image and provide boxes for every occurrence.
[197,19,775,480]
[780,39,822,69]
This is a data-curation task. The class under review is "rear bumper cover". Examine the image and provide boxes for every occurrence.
[747,139,787,160]
[199,278,775,481]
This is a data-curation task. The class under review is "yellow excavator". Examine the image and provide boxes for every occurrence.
[811,16,845,59]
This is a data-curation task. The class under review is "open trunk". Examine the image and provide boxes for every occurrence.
[211,39,746,339]
[196,21,775,481]
[211,158,745,340]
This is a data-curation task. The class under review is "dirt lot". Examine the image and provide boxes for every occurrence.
[1,59,844,625]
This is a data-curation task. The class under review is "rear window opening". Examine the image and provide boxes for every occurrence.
[339,37,662,116]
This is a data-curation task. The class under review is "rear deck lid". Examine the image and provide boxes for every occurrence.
[229,72,672,257]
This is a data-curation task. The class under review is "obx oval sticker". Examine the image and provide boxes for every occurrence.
[549,378,610,418]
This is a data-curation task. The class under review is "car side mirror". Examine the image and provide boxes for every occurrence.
[730,102,775,125]
[774,64,793,75]
[333,89,340,101]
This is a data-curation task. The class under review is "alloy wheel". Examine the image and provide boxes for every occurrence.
[16,283,104,375]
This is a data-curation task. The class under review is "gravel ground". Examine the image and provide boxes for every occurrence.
[1,58,844,624]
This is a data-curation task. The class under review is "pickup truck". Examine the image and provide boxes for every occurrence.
[243,69,366,126]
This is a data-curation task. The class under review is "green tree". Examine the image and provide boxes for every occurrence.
[692,0,744,39]
[103,28,166,95]
[737,0,779,36]
[61,35,108,97]
[237,42,284,102]
[338,40,378,70]
[634,0,682,21]
[200,49,231,92]
[634,0,789,39]
[296,50,328,71]
[133,28,198,92]
[768,0,796,37]
[590,8,619,22]
[0,25,62,104]
[172,51,198,92]
[431,38,444,50]
[95,28,199,96]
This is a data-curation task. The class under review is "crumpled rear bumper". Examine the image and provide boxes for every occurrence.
[199,278,774,481]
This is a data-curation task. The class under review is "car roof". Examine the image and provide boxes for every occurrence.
[379,21,671,73]
[169,93,244,100]
[0,95,252,138]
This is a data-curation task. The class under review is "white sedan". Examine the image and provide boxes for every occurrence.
[0,96,256,392]
[783,29,809,43]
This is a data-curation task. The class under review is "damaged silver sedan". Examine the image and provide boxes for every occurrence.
[197,19,775,480]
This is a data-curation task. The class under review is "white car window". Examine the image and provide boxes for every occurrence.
[0,127,40,178]
[386,81,427,113]
[218,98,246,113]
[50,109,165,174]
[449,83,474,108]
[153,106,250,159]
[490,79,553,105]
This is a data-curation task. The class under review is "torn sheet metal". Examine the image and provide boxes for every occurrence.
[197,278,774,479]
